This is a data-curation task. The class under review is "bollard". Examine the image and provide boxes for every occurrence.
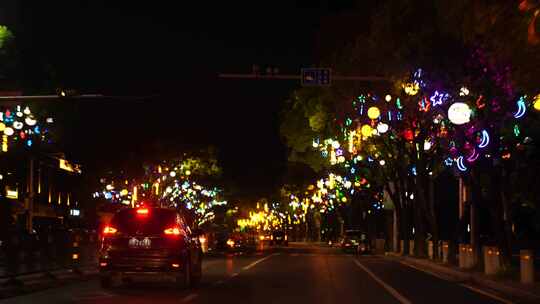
[483,246,501,275]
[466,245,475,268]
[409,240,415,256]
[520,250,534,284]
[428,241,434,259]
[375,239,385,254]
[459,244,467,268]
[442,241,449,263]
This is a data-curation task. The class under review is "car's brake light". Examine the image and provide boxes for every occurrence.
[164,226,182,236]
[103,226,117,235]
[136,208,149,215]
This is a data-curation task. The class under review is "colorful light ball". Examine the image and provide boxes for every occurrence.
[448,102,472,125]
[4,127,14,136]
[361,125,373,137]
[367,107,381,120]
[385,94,392,102]
[533,94,540,111]
[403,129,414,141]
[377,122,389,134]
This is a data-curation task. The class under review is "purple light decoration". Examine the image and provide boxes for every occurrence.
[430,91,450,106]
[466,148,479,162]
[336,148,343,156]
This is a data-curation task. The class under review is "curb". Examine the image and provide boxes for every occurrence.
[383,253,540,302]
[0,266,98,288]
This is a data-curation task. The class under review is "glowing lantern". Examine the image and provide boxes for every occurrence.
[385,94,392,102]
[361,125,373,137]
[23,107,31,115]
[377,123,389,134]
[448,102,472,125]
[4,127,14,136]
[367,107,381,120]
[13,121,23,130]
[534,94,540,111]
[169,171,176,177]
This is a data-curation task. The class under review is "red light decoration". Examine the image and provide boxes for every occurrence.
[403,129,414,141]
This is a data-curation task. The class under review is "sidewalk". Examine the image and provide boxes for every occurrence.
[0,265,98,299]
[384,252,540,303]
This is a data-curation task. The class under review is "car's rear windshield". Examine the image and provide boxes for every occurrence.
[273,231,285,236]
[111,208,177,235]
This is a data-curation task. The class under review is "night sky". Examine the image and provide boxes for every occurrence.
[13,1,373,198]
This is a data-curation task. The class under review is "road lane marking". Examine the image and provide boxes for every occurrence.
[353,259,412,304]
[459,283,515,304]
[242,253,279,271]
[182,293,198,303]
[399,260,457,282]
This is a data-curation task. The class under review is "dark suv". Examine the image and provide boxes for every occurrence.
[98,207,202,288]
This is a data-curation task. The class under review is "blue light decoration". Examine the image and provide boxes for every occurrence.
[430,90,450,106]
[478,130,490,148]
[456,156,467,172]
[411,166,417,176]
[388,111,392,121]
[444,157,454,166]
[397,112,403,120]
[322,150,328,158]
[350,167,355,174]
[26,139,32,147]
[513,96,526,119]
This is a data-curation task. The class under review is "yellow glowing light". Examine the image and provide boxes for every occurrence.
[403,82,420,95]
[367,106,381,120]
[341,197,347,203]
[185,170,191,176]
[120,189,129,196]
[0,123,5,132]
[6,187,18,199]
[534,94,540,111]
[361,125,373,137]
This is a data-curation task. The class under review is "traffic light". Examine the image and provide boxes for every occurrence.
[301,68,331,86]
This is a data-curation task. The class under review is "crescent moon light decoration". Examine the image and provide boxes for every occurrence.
[456,156,468,172]
[478,130,490,149]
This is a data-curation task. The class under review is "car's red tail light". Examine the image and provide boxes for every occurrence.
[103,226,117,235]
[164,226,182,236]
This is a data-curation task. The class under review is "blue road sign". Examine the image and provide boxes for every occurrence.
[301,68,331,86]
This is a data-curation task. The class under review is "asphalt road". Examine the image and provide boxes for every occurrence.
[0,243,515,304]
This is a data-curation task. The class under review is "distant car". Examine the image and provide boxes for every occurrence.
[226,232,256,252]
[98,207,203,289]
[270,230,288,246]
[341,230,370,254]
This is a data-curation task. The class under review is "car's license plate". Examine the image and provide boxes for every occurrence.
[129,237,151,248]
